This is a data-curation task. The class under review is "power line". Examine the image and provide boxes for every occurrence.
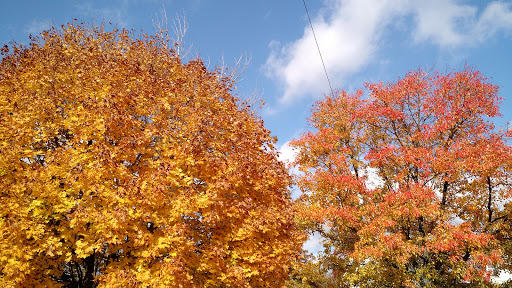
[302,0,334,96]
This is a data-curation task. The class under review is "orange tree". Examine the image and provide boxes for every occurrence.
[291,68,512,287]
[0,23,301,287]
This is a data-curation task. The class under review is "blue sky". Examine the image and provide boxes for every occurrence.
[2,0,512,162]
[2,0,512,266]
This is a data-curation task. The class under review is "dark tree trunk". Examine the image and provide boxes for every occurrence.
[82,252,97,288]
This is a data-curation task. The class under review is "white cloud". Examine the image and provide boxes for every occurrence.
[363,167,384,190]
[493,270,512,284]
[277,141,304,199]
[266,0,406,104]
[410,0,476,46]
[410,0,512,47]
[25,19,53,36]
[473,1,512,41]
[303,232,324,254]
[277,141,298,165]
[278,140,303,179]
[265,0,512,104]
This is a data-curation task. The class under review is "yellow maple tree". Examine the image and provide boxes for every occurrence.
[0,23,301,287]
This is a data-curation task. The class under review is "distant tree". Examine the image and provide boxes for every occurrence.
[0,23,301,287]
[291,68,512,287]
[286,253,340,288]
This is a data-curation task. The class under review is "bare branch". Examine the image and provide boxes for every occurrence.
[152,8,191,57]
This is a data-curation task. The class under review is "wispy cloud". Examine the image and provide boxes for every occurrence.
[411,0,512,46]
[25,19,53,36]
[74,1,129,27]
[410,0,476,47]
[265,0,512,104]
[473,1,512,40]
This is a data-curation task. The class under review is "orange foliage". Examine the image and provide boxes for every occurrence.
[0,23,301,287]
[292,68,512,287]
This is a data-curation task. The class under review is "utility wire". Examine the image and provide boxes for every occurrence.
[302,0,334,96]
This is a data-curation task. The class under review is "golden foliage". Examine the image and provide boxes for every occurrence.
[0,23,301,287]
